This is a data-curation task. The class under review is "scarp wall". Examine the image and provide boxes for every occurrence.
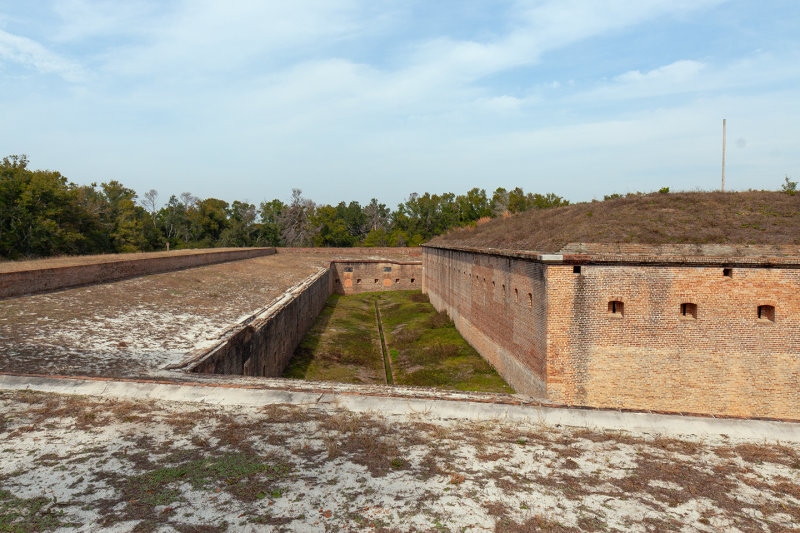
[423,247,548,397]
[423,244,800,419]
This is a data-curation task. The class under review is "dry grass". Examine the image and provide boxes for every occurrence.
[430,191,800,252]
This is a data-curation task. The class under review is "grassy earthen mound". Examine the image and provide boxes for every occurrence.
[429,191,800,253]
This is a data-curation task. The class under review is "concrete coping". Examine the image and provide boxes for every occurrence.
[2,373,799,442]
[330,259,423,266]
[421,243,800,268]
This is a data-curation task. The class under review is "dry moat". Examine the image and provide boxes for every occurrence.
[284,290,514,393]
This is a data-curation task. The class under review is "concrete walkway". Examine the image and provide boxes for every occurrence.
[2,373,799,443]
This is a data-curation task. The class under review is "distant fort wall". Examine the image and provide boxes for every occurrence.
[423,244,800,419]
[0,247,276,299]
[331,260,422,295]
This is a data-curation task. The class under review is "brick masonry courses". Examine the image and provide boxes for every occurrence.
[423,244,800,419]
[331,260,422,295]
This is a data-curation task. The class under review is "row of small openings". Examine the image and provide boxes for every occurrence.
[574,266,735,277]
[342,266,394,273]
[469,273,534,308]
[334,278,415,284]
[608,301,776,322]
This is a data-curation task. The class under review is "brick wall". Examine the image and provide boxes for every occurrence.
[0,248,276,299]
[190,268,333,377]
[423,247,548,396]
[548,264,800,419]
[331,261,422,295]
[423,244,800,419]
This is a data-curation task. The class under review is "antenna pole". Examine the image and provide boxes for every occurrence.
[721,118,726,192]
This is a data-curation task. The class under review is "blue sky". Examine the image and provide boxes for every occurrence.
[1,1,798,208]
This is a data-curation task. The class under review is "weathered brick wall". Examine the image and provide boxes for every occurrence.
[0,248,276,299]
[423,247,548,396]
[424,244,800,419]
[331,261,422,295]
[548,264,800,419]
[190,268,333,377]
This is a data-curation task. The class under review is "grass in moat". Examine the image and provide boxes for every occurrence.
[284,290,514,393]
[379,291,514,393]
[282,293,385,383]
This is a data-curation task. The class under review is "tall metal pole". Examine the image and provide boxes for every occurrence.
[721,118,726,192]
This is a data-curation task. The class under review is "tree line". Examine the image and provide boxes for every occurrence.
[0,154,569,259]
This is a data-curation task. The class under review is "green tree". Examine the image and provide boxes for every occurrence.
[100,180,147,252]
[219,200,257,246]
[313,205,356,247]
[0,155,107,258]
[190,198,229,247]
[258,198,286,246]
[455,187,491,224]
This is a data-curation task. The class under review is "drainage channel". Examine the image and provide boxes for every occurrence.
[373,299,394,385]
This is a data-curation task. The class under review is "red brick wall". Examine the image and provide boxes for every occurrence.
[331,261,422,295]
[423,247,548,396]
[424,245,800,419]
[548,264,800,419]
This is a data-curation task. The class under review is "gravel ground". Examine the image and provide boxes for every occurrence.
[1,389,798,532]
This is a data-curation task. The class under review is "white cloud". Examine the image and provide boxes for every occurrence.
[615,60,706,84]
[574,50,800,102]
[0,29,84,81]
[98,0,366,78]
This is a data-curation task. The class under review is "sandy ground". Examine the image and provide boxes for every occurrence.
[0,254,330,377]
[1,389,798,532]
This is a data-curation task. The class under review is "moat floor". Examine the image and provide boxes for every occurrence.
[1,389,798,532]
[284,291,514,394]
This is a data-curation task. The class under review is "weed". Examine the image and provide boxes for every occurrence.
[118,451,292,516]
[0,490,77,530]
[449,473,465,485]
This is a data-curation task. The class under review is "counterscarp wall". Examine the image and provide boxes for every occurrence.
[278,247,422,259]
[0,248,276,299]
[189,268,333,377]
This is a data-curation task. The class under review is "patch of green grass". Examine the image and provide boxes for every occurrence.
[120,452,292,512]
[283,293,384,383]
[287,290,513,393]
[0,489,77,531]
[380,291,514,393]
